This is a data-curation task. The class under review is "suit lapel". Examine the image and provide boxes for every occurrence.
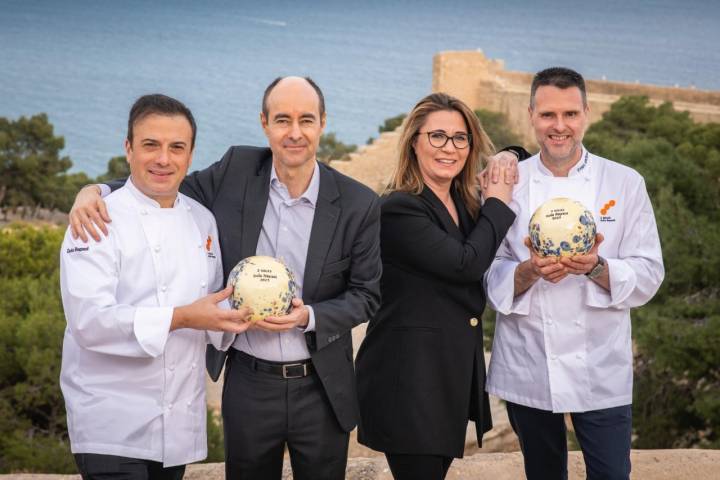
[240,160,272,259]
[453,187,474,237]
[303,164,340,302]
[420,187,464,241]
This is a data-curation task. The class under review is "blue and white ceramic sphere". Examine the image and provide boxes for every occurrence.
[227,256,297,322]
[529,198,597,257]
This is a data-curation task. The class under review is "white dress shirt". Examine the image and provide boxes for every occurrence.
[232,162,319,362]
[60,179,232,467]
[485,149,664,413]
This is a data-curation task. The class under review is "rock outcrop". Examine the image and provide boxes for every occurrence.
[4,450,719,480]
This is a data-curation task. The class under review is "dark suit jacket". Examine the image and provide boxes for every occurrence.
[179,146,382,432]
[355,188,515,457]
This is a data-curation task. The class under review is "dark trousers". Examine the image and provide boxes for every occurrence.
[222,351,349,480]
[385,453,454,480]
[73,454,185,480]
[506,401,632,480]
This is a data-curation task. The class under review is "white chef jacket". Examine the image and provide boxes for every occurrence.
[485,148,664,413]
[59,178,233,467]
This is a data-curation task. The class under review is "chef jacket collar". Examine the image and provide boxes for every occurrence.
[536,146,591,179]
[126,177,182,209]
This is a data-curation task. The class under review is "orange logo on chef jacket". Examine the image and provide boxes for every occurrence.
[600,200,616,216]
[205,235,212,252]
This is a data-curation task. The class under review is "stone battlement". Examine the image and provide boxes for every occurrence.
[432,50,720,146]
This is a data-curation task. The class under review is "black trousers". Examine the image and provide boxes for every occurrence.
[385,453,454,480]
[506,401,632,480]
[222,351,349,480]
[73,453,185,480]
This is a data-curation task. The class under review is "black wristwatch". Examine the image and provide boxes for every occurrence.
[586,256,606,279]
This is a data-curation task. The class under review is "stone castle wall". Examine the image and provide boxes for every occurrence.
[432,50,720,147]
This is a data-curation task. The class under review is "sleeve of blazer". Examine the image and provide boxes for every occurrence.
[310,195,382,351]
[381,193,516,283]
[178,147,235,209]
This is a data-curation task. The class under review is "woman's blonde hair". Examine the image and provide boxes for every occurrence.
[387,92,494,217]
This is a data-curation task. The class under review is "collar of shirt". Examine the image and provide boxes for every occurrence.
[536,146,591,179]
[126,176,182,209]
[269,161,320,207]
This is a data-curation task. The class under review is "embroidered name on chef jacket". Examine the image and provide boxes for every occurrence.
[66,246,90,254]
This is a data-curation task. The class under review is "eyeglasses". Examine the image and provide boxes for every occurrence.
[417,131,471,149]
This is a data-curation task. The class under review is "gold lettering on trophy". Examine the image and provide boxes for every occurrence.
[252,268,279,283]
[545,208,569,221]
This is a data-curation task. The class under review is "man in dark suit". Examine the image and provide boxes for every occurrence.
[68,77,382,480]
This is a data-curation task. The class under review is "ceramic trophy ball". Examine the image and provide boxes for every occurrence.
[227,256,298,322]
[529,197,597,257]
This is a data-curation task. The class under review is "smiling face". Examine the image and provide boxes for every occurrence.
[413,109,470,191]
[530,85,589,168]
[261,77,326,171]
[125,113,193,207]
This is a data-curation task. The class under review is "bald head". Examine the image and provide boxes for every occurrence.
[261,76,325,119]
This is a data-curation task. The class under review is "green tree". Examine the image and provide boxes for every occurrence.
[378,113,406,134]
[317,132,357,164]
[0,224,76,473]
[94,155,129,183]
[474,109,522,149]
[584,96,720,448]
[0,114,89,213]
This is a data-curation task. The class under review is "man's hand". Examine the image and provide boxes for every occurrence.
[477,151,519,190]
[524,237,568,283]
[559,233,605,275]
[254,298,310,332]
[69,185,112,242]
[514,237,568,296]
[172,286,252,333]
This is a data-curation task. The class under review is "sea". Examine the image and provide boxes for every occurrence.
[2,0,719,177]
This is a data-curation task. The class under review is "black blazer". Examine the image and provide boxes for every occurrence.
[179,146,382,432]
[355,188,515,457]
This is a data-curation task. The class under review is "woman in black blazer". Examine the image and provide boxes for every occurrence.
[355,92,518,479]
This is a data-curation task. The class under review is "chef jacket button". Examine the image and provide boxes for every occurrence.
[140,209,147,215]
[187,401,192,407]
[551,354,558,361]
[161,285,167,292]
[575,320,582,326]
[469,317,479,327]
[186,206,191,211]
[168,403,173,410]
[168,364,175,371]
[191,362,197,369]
[576,354,583,360]
[197,244,202,249]
[546,320,553,325]
[201,281,207,288]
[154,245,161,252]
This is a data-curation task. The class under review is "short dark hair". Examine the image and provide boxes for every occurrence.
[530,67,587,109]
[127,94,197,149]
[261,76,326,118]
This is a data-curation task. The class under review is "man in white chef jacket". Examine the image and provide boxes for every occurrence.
[485,68,664,480]
[59,94,251,479]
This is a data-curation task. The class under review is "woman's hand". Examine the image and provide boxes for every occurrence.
[479,152,517,205]
[476,151,519,190]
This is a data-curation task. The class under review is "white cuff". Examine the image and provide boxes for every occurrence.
[584,258,636,309]
[133,306,173,357]
[486,262,533,316]
[302,305,316,333]
[98,184,112,198]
